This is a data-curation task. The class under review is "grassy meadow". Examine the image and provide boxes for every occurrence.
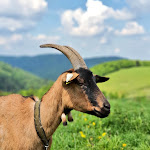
[98,67,150,98]
[51,98,150,150]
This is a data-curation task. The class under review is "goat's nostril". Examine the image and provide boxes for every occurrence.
[104,103,110,109]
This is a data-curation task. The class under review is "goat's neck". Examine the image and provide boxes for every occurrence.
[40,79,64,139]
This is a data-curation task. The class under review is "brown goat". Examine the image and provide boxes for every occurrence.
[0,44,110,150]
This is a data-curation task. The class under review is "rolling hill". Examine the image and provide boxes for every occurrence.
[0,61,48,92]
[98,67,150,98]
[91,59,150,98]
[0,54,122,80]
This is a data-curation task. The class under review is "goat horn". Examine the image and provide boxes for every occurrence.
[64,45,87,69]
[40,44,88,70]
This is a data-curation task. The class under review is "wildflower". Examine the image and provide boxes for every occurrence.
[79,131,86,138]
[92,122,96,126]
[84,118,87,121]
[87,125,90,128]
[81,134,86,138]
[122,144,127,147]
[102,132,106,136]
[98,136,102,139]
[89,121,91,123]
[90,137,93,141]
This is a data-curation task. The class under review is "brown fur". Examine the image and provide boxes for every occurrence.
[0,71,95,149]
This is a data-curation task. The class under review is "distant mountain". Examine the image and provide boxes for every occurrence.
[0,54,123,80]
[0,61,48,92]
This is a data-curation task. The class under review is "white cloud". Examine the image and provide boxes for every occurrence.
[115,22,145,36]
[142,36,150,41]
[100,37,107,44]
[0,34,23,46]
[0,0,47,18]
[0,34,60,50]
[61,0,133,36]
[0,37,7,45]
[126,0,150,13]
[114,48,120,53]
[29,34,60,44]
[0,34,23,50]
[10,34,23,42]
[0,0,47,32]
[0,17,35,32]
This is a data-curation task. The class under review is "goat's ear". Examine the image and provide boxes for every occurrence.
[63,72,79,85]
[94,75,109,83]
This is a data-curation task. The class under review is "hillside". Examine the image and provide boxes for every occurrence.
[0,55,122,80]
[98,67,150,98]
[91,59,150,76]
[90,59,150,98]
[0,61,48,92]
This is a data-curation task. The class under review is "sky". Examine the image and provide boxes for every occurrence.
[0,0,150,60]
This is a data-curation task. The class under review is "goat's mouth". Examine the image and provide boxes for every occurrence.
[86,109,110,118]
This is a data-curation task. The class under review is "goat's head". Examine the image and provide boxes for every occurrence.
[40,44,110,118]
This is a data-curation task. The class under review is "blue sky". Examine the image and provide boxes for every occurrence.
[0,0,150,60]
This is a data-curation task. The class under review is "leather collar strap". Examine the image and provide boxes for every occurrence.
[34,100,49,149]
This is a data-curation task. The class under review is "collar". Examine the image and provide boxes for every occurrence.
[34,100,49,149]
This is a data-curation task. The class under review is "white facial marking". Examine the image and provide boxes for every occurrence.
[66,73,73,82]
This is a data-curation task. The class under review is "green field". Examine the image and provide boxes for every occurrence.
[51,98,150,150]
[97,67,150,98]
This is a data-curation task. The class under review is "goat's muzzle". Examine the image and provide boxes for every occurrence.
[86,102,110,118]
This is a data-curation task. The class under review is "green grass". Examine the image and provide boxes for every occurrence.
[97,67,150,98]
[51,98,150,150]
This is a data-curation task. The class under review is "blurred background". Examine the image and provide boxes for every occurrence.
[0,0,150,149]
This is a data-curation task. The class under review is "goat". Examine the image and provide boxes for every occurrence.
[0,44,110,150]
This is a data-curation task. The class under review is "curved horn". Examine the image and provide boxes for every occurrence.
[64,46,87,69]
[40,44,88,70]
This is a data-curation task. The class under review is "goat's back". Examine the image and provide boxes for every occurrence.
[0,94,41,150]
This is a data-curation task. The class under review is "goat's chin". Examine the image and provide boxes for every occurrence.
[85,109,110,118]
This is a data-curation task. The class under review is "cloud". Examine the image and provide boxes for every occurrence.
[142,36,150,41]
[29,34,60,44]
[0,34,60,51]
[0,17,35,32]
[0,0,47,18]
[61,0,133,36]
[115,22,145,36]
[126,0,150,13]
[114,48,120,53]
[0,34,23,46]
[100,37,107,44]
[0,0,47,32]
[0,34,23,50]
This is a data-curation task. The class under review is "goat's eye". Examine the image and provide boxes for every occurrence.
[75,79,84,86]
[75,80,83,86]
[78,82,83,86]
